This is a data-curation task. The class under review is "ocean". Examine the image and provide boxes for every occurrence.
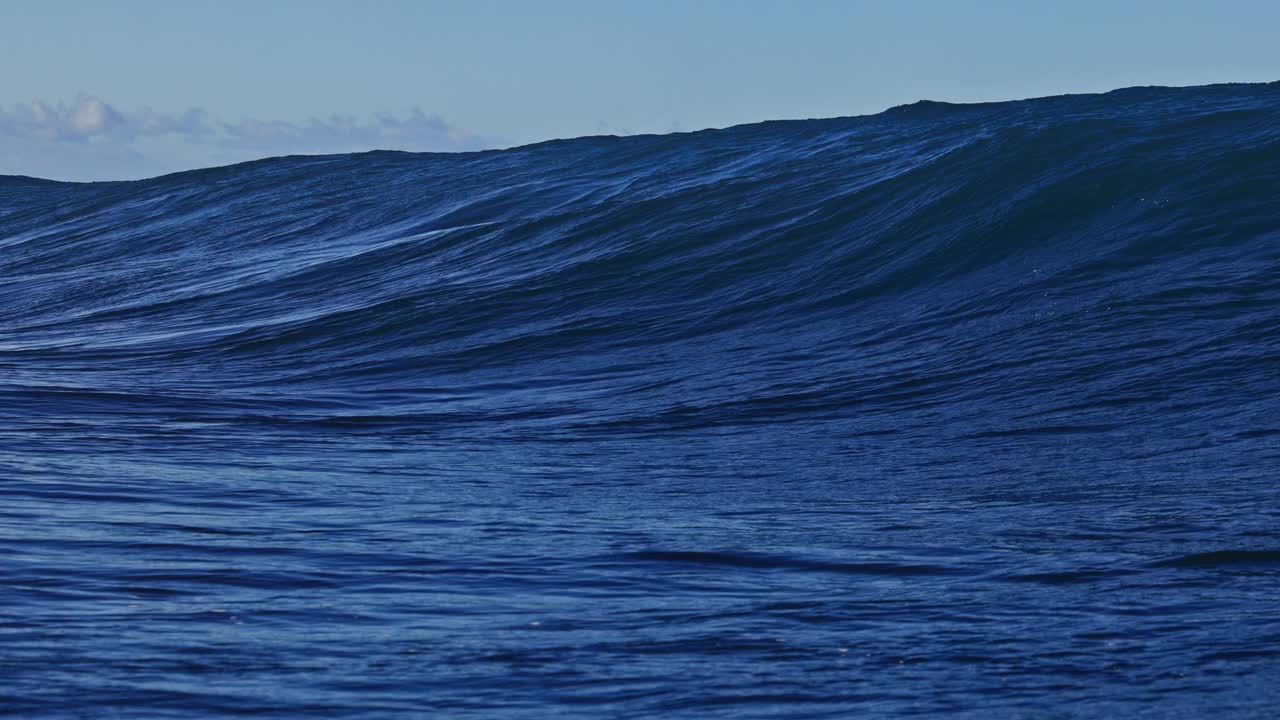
[3,82,1279,717]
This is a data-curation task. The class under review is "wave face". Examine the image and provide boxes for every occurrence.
[4,83,1280,717]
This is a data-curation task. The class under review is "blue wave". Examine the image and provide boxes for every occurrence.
[4,83,1278,443]
[4,82,1280,717]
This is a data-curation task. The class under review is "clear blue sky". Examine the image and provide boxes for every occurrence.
[3,0,1278,180]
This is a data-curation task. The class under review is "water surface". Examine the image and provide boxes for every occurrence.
[3,82,1280,717]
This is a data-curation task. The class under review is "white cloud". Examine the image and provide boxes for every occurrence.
[0,95,184,143]
[216,109,488,155]
[67,96,122,135]
[0,94,490,181]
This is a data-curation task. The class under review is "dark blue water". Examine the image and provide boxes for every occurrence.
[3,82,1280,718]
